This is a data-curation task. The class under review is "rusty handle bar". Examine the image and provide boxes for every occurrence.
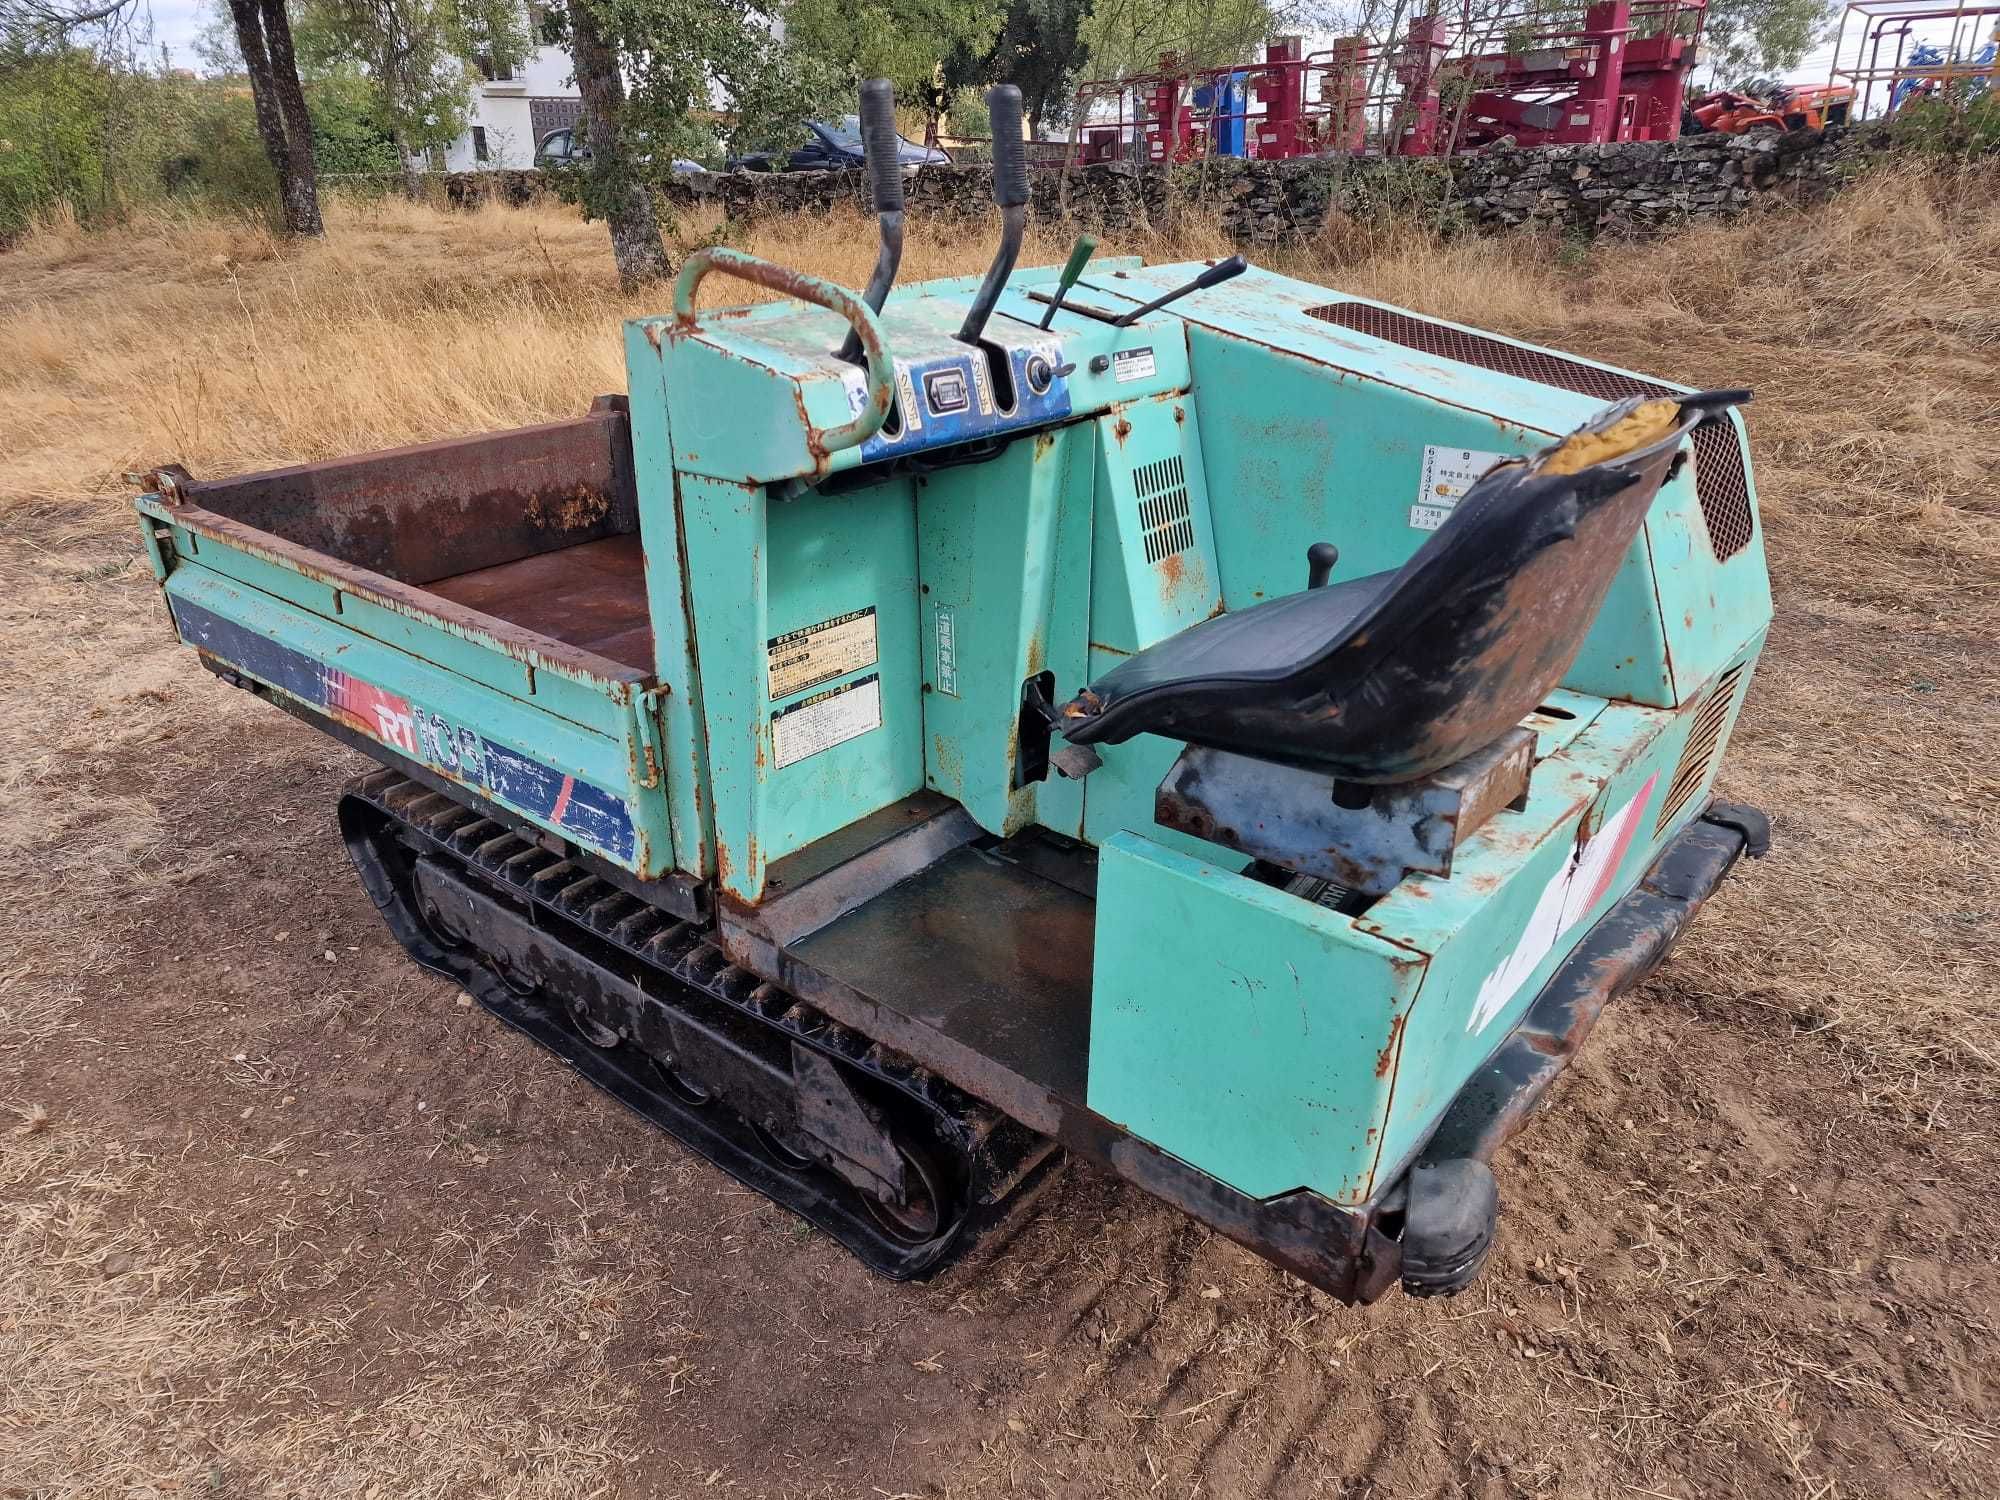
[671,247,895,457]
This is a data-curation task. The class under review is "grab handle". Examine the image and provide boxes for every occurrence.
[672,247,895,456]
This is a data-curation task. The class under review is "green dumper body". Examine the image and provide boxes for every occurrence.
[136,246,1771,1302]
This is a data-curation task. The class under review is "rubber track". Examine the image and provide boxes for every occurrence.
[338,768,1052,1281]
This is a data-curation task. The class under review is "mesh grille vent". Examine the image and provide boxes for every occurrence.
[1135,454,1196,565]
[1654,663,1746,836]
[1301,301,1755,562]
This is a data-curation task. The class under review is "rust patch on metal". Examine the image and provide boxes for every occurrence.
[525,484,612,533]
[1112,418,1132,444]
[1374,1012,1407,1079]
[428,535,654,669]
[143,463,194,507]
[795,384,829,469]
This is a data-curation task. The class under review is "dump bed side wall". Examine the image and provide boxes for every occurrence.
[138,500,676,879]
[169,405,638,585]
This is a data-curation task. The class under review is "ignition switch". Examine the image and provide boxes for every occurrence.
[1026,353,1077,395]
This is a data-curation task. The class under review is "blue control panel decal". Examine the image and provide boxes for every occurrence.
[844,341,1073,462]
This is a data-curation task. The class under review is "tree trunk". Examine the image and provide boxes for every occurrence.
[568,0,671,291]
[259,0,323,235]
[389,124,422,198]
[225,0,323,237]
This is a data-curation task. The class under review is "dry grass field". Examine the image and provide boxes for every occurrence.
[2,170,1997,1499]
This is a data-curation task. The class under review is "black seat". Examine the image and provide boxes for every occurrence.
[1056,390,1748,783]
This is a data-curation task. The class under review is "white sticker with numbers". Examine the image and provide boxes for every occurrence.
[1112,347,1157,383]
[772,675,881,769]
[1411,445,1509,530]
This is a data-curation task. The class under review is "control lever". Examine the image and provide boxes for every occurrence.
[1038,234,1099,330]
[956,84,1029,347]
[1307,542,1339,589]
[838,77,905,364]
[1112,254,1248,327]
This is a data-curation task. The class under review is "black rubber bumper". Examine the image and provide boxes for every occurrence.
[1397,800,1771,1296]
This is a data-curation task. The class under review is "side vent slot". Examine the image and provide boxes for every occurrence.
[1135,453,1194,565]
[1299,300,1756,563]
[1653,663,1746,836]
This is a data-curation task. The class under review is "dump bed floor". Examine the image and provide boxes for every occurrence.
[429,534,653,671]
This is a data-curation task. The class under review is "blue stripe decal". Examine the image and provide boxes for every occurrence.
[170,596,638,862]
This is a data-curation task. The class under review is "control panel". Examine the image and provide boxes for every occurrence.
[841,333,1074,464]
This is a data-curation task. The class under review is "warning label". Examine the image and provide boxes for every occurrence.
[767,607,878,699]
[1112,347,1156,383]
[772,674,882,769]
[932,603,960,698]
[1411,444,1509,530]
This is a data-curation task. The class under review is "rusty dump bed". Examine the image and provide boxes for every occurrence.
[160,397,653,678]
[428,534,653,668]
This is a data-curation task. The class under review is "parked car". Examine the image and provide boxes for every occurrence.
[727,115,950,173]
[535,128,705,175]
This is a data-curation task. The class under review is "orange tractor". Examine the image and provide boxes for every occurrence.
[1685,80,1856,132]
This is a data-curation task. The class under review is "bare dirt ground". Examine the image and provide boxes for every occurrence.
[3,174,1996,1499]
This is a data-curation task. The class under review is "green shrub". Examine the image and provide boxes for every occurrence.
[0,50,288,234]
[156,80,281,212]
[0,49,110,235]
[1885,91,2000,157]
[307,68,401,177]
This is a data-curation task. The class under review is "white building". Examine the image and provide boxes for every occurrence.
[430,16,580,171]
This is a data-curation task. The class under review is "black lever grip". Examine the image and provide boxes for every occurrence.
[1192,254,1248,289]
[988,84,1028,208]
[1112,253,1252,326]
[858,77,904,213]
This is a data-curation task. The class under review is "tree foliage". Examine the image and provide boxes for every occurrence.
[780,0,1005,122]
[543,0,847,286]
[303,63,403,173]
[1704,0,1838,79]
[293,0,528,162]
[0,0,139,54]
[545,0,844,165]
[0,46,279,232]
[1078,0,1277,80]
[946,0,1096,132]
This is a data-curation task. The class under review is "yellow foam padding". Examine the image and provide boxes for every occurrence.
[1539,398,1681,476]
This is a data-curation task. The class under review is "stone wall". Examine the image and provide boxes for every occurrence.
[1447,127,1858,234]
[413,126,1869,244]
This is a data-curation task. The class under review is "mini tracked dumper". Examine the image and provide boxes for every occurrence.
[135,83,1772,1303]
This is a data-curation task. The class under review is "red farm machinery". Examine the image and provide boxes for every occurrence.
[1068,0,1708,164]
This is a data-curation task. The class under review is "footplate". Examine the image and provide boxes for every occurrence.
[339,769,1055,1280]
